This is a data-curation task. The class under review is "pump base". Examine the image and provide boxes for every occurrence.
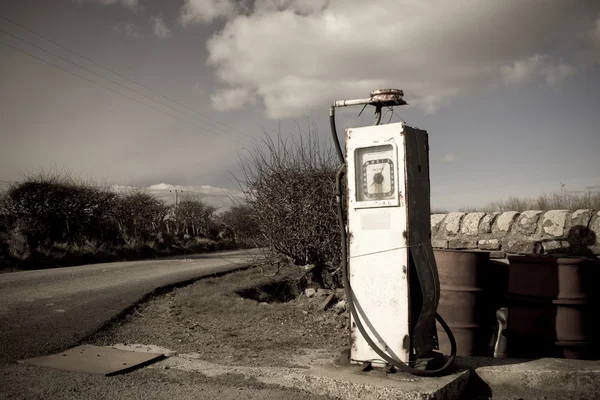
[413,351,445,371]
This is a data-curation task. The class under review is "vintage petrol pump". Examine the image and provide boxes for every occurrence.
[331,89,456,376]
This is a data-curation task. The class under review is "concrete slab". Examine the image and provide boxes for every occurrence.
[474,358,600,400]
[19,344,165,376]
[113,343,470,400]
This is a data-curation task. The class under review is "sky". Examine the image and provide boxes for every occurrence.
[1,0,599,211]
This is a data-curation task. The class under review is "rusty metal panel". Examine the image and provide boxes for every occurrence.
[20,344,165,376]
[505,255,600,359]
[507,255,600,300]
[434,249,495,357]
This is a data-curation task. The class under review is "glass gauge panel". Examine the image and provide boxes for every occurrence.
[355,144,395,202]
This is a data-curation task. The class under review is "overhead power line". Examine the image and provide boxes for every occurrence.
[0,27,251,145]
[0,38,252,148]
[0,14,249,140]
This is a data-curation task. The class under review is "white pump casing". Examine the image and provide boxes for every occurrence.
[346,122,432,367]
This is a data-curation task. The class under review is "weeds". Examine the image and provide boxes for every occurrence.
[456,192,600,213]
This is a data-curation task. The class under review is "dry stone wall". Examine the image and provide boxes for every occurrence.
[430,210,600,259]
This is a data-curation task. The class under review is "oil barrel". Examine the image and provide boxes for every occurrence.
[434,249,497,356]
[505,255,600,359]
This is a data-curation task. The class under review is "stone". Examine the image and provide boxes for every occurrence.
[505,240,543,255]
[480,213,500,234]
[490,251,507,259]
[444,212,466,236]
[319,293,336,311]
[333,300,347,314]
[516,210,543,235]
[542,240,569,252]
[305,288,316,298]
[448,239,478,250]
[542,210,570,237]
[430,214,447,236]
[461,212,486,236]
[571,209,593,228]
[496,212,519,233]
[431,239,449,249]
[478,239,501,251]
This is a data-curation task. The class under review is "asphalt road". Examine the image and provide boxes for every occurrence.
[0,249,261,363]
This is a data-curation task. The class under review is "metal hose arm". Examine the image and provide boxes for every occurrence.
[330,105,345,163]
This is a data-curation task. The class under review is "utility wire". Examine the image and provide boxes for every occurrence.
[0,38,251,148]
[0,28,250,145]
[0,14,249,139]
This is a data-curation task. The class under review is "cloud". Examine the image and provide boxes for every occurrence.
[109,183,244,210]
[113,23,143,38]
[179,0,237,26]
[210,87,256,111]
[179,0,600,119]
[147,183,241,196]
[150,14,171,39]
[148,183,180,191]
[442,154,458,163]
[501,54,576,89]
[146,183,244,210]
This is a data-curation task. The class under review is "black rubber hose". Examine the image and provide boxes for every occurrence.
[373,105,382,126]
[335,166,456,376]
[330,106,345,163]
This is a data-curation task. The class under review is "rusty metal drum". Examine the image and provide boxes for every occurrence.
[505,255,600,359]
[434,249,497,356]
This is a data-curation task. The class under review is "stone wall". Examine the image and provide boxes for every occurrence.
[430,210,600,259]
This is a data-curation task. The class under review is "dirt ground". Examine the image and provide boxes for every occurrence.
[90,264,350,369]
[0,263,347,400]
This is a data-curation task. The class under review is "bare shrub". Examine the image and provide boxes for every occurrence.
[216,202,260,245]
[172,194,216,237]
[111,189,169,244]
[0,192,11,258]
[6,221,31,260]
[3,172,118,248]
[234,124,341,287]
[0,171,244,269]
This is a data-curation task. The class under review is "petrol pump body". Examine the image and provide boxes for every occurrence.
[346,123,409,366]
[345,121,439,367]
[331,89,454,375]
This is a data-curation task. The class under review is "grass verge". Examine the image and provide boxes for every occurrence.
[90,264,349,368]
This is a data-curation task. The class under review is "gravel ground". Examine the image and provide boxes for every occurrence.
[1,265,348,399]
